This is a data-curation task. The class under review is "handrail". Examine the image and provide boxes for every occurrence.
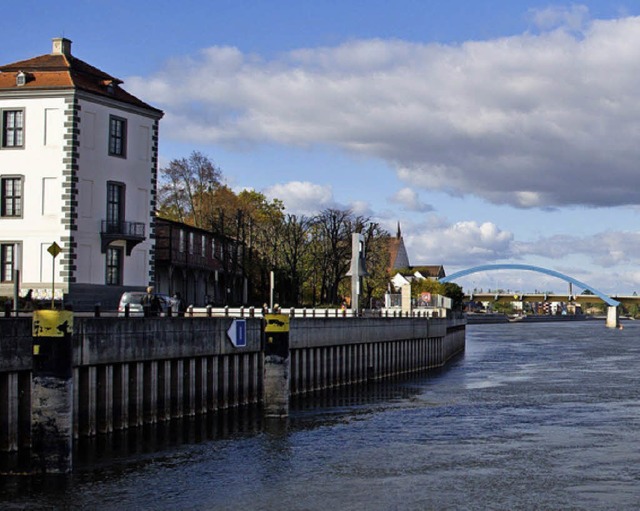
[100,220,145,238]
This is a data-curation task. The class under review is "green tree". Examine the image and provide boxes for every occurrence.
[492,301,516,315]
[580,289,607,315]
[210,188,285,304]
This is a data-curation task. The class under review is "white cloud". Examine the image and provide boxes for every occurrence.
[389,187,434,212]
[129,14,640,208]
[528,4,590,32]
[263,180,374,217]
[350,200,373,217]
[405,220,514,266]
[514,231,640,267]
[263,181,334,216]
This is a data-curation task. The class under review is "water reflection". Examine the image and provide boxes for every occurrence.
[0,363,458,480]
[75,406,264,469]
[291,363,459,415]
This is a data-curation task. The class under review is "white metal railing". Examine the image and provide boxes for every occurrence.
[181,305,449,319]
[383,292,452,318]
[185,306,356,318]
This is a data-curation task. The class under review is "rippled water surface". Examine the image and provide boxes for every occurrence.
[3,321,640,510]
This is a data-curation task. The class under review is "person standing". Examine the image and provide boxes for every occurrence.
[172,292,185,317]
[142,286,161,317]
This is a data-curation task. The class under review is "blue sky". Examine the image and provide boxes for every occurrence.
[4,1,640,295]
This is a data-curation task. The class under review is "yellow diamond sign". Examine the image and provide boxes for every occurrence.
[47,242,61,258]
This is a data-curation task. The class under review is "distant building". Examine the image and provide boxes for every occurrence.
[387,222,410,271]
[387,223,445,289]
[0,37,163,309]
[390,266,447,290]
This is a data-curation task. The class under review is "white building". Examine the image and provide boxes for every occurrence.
[0,38,163,309]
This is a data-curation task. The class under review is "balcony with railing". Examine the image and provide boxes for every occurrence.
[100,220,146,255]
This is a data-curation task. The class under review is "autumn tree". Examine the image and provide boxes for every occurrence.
[207,187,285,304]
[156,152,397,309]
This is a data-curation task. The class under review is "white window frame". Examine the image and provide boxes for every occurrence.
[1,175,24,218]
[1,109,25,149]
[105,246,123,285]
[108,115,127,157]
[0,242,19,282]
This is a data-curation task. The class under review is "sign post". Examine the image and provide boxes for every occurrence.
[270,271,275,310]
[47,242,61,309]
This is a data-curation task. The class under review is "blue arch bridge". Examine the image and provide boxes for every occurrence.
[439,264,621,328]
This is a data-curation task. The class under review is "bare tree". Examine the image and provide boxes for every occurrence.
[310,208,353,305]
[157,151,222,228]
[277,214,312,305]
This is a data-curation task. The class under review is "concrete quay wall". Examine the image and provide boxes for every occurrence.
[0,315,465,469]
[71,317,264,440]
[289,317,465,395]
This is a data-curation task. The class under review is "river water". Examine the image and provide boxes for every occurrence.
[3,321,640,510]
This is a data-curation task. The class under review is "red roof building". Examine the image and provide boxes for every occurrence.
[0,38,163,310]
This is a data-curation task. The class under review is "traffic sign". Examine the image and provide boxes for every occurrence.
[47,242,61,258]
[264,314,289,333]
[227,319,247,347]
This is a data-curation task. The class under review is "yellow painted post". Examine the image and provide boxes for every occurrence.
[31,310,74,473]
[263,314,290,418]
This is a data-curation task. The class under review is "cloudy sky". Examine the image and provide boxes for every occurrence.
[4,0,640,295]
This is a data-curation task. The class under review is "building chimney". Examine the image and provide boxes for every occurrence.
[52,37,72,56]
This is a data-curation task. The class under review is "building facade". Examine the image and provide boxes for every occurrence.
[0,38,163,309]
[154,218,247,307]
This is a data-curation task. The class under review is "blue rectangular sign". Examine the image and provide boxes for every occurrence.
[235,319,246,347]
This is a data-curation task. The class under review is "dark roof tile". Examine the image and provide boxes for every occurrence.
[0,52,161,115]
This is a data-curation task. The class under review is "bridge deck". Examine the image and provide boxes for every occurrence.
[466,293,640,305]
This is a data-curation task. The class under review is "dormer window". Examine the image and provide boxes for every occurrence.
[16,72,26,87]
[104,80,115,95]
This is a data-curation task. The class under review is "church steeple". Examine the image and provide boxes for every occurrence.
[396,222,402,239]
